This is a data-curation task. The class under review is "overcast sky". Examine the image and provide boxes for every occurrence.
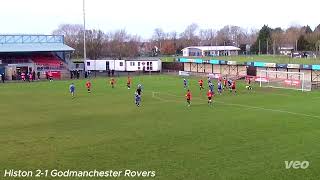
[0,0,319,39]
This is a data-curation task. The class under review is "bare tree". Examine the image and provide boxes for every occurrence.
[180,23,200,47]
[152,28,165,50]
[199,29,216,46]
[271,27,285,53]
[215,25,231,45]
[53,24,83,58]
[284,26,302,50]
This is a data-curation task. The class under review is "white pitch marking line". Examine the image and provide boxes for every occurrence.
[214,101,320,119]
[152,91,320,119]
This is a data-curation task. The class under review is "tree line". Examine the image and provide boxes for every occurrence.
[53,23,320,59]
[251,24,320,54]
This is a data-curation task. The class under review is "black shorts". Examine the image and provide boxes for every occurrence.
[208,97,212,100]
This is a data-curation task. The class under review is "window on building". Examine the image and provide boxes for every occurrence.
[138,62,140,66]
[87,62,91,66]
[150,62,153,70]
[119,62,123,66]
[130,62,135,66]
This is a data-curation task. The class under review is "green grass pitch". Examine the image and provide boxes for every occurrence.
[161,55,320,65]
[1,75,320,180]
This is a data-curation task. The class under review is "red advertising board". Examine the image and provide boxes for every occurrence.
[51,71,61,79]
[284,80,300,86]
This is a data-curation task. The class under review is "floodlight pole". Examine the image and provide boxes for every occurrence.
[83,0,87,71]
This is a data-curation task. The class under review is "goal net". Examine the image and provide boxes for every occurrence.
[258,70,311,91]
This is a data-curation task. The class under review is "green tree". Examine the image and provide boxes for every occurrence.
[251,25,273,54]
[297,35,311,51]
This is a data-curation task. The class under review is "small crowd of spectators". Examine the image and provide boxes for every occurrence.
[18,71,41,82]
[70,70,81,79]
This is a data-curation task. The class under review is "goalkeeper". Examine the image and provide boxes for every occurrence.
[246,78,252,90]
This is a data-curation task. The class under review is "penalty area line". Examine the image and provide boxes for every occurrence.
[154,91,320,120]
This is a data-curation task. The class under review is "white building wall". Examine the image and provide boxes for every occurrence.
[125,60,161,71]
[126,61,138,71]
[95,60,106,71]
[85,60,126,71]
[183,49,189,57]
[85,60,160,71]
[110,60,126,71]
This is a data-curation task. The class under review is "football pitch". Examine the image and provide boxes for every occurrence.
[1,75,320,180]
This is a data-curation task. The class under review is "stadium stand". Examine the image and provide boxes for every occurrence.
[0,35,74,80]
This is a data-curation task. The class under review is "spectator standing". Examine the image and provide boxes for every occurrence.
[32,71,36,81]
[21,72,26,81]
[29,72,33,82]
[1,73,5,83]
[76,70,80,79]
[48,71,53,82]
[70,70,73,79]
[26,72,30,82]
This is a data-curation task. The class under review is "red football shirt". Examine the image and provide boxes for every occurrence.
[86,82,91,88]
[186,92,192,100]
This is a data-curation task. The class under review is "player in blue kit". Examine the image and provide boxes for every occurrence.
[137,84,143,95]
[217,80,223,95]
[183,78,187,89]
[209,81,214,93]
[227,79,232,91]
[69,83,75,98]
[207,77,212,84]
[135,91,141,107]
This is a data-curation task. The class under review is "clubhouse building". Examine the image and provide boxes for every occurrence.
[182,46,241,57]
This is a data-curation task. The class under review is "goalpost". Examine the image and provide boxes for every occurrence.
[258,70,311,91]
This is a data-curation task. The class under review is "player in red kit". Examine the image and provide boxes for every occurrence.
[127,76,132,89]
[207,89,214,106]
[231,80,237,93]
[185,89,192,107]
[246,77,252,90]
[223,78,227,90]
[86,80,91,93]
[198,79,204,90]
[110,78,116,88]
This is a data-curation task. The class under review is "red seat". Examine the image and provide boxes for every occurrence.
[32,55,62,67]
